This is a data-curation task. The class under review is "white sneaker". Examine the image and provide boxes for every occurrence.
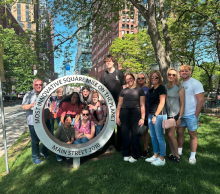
[145,155,158,163]
[189,157,196,164]
[151,158,165,166]
[124,156,131,161]
[128,156,137,163]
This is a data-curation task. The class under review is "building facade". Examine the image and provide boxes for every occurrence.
[75,15,92,76]
[89,5,138,80]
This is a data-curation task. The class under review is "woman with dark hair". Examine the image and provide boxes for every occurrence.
[79,85,93,105]
[116,73,145,163]
[57,92,82,126]
[136,72,150,158]
[54,114,75,161]
[74,105,95,144]
[89,91,107,136]
[145,70,167,166]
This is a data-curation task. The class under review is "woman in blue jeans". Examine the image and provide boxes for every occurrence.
[145,70,167,166]
[74,106,95,144]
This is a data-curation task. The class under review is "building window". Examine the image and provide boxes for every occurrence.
[122,11,125,16]
[127,31,129,34]
[26,4,29,9]
[17,3,20,8]
[26,12,29,21]
[17,9,21,14]
[131,25,134,29]
[17,16,21,21]
[19,22,23,27]
[126,24,129,29]
[131,31,134,34]
[126,11,129,16]
[122,24,125,29]
[131,19,134,23]
[28,23,31,29]
[122,17,125,22]
[130,5,134,11]
[122,30,125,35]
[127,18,129,22]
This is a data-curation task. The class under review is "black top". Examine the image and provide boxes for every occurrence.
[119,87,145,108]
[149,85,167,115]
[100,69,125,100]
[93,110,99,121]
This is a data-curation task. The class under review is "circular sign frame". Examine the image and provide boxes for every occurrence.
[33,75,116,157]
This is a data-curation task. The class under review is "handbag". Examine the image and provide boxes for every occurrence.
[137,124,147,137]
[162,96,176,129]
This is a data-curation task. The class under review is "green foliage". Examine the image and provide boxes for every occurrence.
[192,66,209,91]
[109,30,156,73]
[0,25,37,93]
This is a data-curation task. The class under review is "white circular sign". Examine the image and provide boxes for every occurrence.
[33,75,116,157]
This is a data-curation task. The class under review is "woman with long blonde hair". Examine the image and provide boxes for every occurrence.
[136,72,150,158]
[164,67,184,162]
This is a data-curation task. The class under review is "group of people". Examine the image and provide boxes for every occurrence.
[22,54,204,166]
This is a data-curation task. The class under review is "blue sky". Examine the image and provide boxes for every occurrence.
[53,23,77,77]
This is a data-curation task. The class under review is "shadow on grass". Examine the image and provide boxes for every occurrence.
[0,114,219,194]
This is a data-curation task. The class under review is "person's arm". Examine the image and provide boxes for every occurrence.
[138,96,145,127]
[22,102,35,110]
[84,123,95,140]
[152,94,166,125]
[116,97,123,126]
[195,92,205,118]
[75,114,80,123]
[54,127,61,139]
[60,116,64,125]
[67,137,74,144]
[176,87,185,127]
[98,105,107,125]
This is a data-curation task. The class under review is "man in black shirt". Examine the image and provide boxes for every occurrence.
[100,55,125,152]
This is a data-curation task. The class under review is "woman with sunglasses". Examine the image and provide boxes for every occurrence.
[145,70,167,166]
[89,91,107,136]
[74,106,95,144]
[116,73,145,163]
[54,114,75,161]
[164,68,184,162]
[136,72,150,158]
[57,92,82,126]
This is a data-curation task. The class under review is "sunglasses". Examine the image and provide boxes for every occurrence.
[168,73,176,77]
[151,77,159,80]
[35,84,43,86]
[138,77,145,80]
[82,113,89,116]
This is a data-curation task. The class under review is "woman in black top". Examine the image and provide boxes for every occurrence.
[145,70,167,166]
[116,73,145,163]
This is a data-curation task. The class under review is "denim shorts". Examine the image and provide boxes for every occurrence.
[180,114,201,131]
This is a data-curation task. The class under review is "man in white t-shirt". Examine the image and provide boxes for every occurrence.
[177,64,204,164]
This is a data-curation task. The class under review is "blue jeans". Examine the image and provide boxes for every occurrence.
[50,117,60,134]
[95,125,103,136]
[148,114,167,157]
[29,125,48,162]
[73,137,89,144]
[58,118,75,126]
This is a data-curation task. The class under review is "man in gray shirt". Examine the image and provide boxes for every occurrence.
[22,79,49,164]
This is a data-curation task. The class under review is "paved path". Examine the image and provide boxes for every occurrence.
[0,104,28,157]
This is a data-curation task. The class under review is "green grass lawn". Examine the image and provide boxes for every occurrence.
[0,114,220,194]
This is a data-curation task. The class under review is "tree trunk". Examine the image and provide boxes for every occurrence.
[129,0,170,84]
[216,31,220,66]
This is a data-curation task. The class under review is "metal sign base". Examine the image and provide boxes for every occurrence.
[73,157,80,168]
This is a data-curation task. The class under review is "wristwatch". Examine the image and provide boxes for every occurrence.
[154,114,157,117]
[178,117,182,120]
[141,118,144,120]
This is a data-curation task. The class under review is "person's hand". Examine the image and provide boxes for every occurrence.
[75,133,83,139]
[152,116,156,125]
[138,119,144,127]
[194,114,198,119]
[66,141,71,144]
[75,114,80,120]
[176,119,181,127]
[116,117,121,126]
[99,120,104,126]
[31,102,35,107]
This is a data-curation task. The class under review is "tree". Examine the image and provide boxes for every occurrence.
[39,0,172,82]
[109,30,156,73]
[0,25,38,93]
